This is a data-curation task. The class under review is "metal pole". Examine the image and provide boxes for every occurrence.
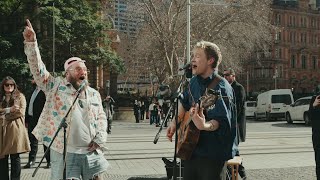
[247,71,249,97]
[52,2,55,75]
[187,0,191,63]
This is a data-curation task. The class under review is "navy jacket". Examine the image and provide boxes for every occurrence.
[180,72,237,161]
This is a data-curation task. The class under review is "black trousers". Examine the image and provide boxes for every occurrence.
[183,158,226,180]
[0,154,21,180]
[313,129,320,180]
[28,122,51,163]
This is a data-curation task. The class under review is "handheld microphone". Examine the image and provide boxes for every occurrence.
[75,80,87,94]
[179,63,191,71]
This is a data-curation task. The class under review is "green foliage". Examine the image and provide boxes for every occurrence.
[0,58,32,94]
[0,0,124,90]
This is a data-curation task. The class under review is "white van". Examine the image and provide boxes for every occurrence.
[255,89,294,120]
[245,101,257,118]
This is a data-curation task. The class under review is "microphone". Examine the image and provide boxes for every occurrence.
[179,63,191,71]
[75,80,87,94]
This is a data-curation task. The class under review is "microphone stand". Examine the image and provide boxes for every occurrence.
[153,77,186,180]
[32,88,83,180]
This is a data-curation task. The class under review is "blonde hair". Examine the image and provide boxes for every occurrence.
[194,41,222,68]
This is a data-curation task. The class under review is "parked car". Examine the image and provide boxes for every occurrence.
[255,89,294,121]
[285,96,312,125]
[245,101,256,118]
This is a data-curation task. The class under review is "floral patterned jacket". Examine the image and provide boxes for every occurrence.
[24,41,107,154]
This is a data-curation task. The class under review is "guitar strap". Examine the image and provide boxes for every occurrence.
[207,74,222,91]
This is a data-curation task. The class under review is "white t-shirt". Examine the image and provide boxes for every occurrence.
[67,97,92,154]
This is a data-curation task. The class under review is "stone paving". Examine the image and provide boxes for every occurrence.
[18,120,316,180]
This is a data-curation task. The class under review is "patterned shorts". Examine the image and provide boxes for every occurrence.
[50,149,109,180]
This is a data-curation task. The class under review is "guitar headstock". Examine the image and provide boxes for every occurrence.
[199,89,220,109]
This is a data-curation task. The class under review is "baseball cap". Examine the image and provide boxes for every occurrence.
[64,57,86,71]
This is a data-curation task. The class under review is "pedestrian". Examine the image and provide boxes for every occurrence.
[223,68,247,180]
[133,100,140,123]
[309,85,320,180]
[166,41,237,180]
[23,19,109,180]
[140,101,145,120]
[0,76,30,180]
[23,80,51,169]
[103,95,115,134]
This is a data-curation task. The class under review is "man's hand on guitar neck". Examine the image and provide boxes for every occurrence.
[191,103,219,131]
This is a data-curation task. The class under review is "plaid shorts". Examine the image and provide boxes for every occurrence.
[50,149,109,180]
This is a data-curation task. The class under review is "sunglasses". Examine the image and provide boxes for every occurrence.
[4,84,15,87]
[223,74,231,76]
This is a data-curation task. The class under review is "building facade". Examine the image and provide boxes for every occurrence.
[239,0,320,97]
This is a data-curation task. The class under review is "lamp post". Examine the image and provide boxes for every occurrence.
[52,1,55,74]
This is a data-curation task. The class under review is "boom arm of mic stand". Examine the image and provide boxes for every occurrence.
[153,102,175,144]
[32,90,82,179]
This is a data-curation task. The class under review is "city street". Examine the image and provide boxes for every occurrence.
[20,119,316,180]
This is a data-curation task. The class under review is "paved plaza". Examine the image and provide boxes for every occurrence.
[19,120,317,180]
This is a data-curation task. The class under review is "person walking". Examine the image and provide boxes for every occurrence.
[310,85,320,180]
[133,100,140,123]
[223,68,247,180]
[103,96,115,134]
[166,41,237,180]
[0,76,30,180]
[23,19,108,180]
[23,80,51,169]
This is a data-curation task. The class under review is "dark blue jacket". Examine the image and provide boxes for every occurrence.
[180,72,237,161]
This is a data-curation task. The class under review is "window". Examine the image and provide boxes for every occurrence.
[275,14,281,25]
[271,95,292,105]
[291,55,296,68]
[275,48,281,59]
[313,56,317,69]
[301,55,306,69]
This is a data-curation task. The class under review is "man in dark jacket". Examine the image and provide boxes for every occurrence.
[24,81,51,168]
[310,85,320,180]
[224,68,247,180]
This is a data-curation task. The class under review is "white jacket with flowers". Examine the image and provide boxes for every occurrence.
[24,41,107,154]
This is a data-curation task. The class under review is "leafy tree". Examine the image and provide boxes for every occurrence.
[0,0,124,95]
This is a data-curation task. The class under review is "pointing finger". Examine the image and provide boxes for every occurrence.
[26,19,33,30]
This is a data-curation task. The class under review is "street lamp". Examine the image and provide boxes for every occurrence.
[52,1,55,75]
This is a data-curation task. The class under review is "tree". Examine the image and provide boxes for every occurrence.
[0,0,124,94]
[128,0,274,85]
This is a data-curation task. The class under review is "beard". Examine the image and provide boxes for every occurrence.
[68,75,86,90]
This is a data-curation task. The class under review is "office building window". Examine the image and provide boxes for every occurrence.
[301,55,306,69]
[312,56,317,69]
[291,55,296,68]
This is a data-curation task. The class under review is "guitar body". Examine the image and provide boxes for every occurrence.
[176,111,200,160]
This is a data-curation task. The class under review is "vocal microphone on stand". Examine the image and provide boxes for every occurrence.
[179,63,191,71]
[75,79,87,94]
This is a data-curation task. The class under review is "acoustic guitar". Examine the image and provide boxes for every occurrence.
[176,89,221,160]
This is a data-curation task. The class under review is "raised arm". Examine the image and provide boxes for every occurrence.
[23,19,56,92]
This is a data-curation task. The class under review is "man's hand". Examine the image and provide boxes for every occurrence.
[88,141,100,152]
[166,122,176,142]
[190,103,206,130]
[23,19,36,42]
[313,95,320,108]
